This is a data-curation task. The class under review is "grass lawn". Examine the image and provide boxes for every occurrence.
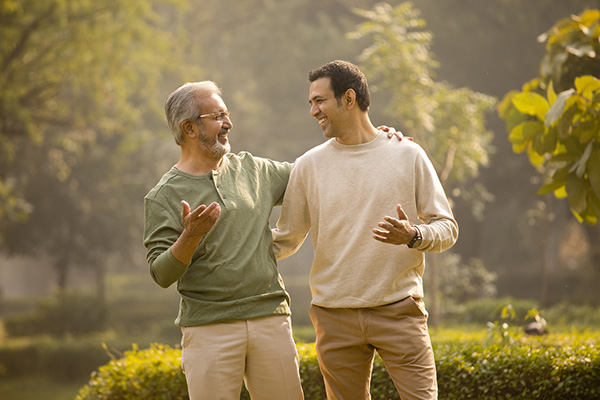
[0,376,84,400]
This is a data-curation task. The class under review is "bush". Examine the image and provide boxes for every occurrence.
[77,338,600,400]
[76,344,187,400]
[436,342,600,399]
[0,336,113,382]
[3,293,106,338]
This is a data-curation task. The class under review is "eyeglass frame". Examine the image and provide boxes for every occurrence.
[196,111,231,122]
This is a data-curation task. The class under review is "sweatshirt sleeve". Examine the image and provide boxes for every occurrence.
[412,147,459,252]
[272,162,311,260]
[143,197,188,288]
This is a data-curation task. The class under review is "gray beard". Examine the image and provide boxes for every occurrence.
[197,130,230,159]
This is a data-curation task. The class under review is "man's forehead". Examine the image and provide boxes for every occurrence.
[198,92,227,110]
[309,77,333,99]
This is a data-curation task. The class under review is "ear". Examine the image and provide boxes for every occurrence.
[344,89,356,108]
[181,120,196,137]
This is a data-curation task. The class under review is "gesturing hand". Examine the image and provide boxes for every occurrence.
[181,200,221,239]
[372,204,417,245]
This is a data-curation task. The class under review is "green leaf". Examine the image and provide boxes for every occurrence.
[566,44,596,57]
[568,141,594,178]
[588,148,600,198]
[509,120,543,145]
[545,89,575,127]
[577,120,599,143]
[566,173,588,214]
[537,179,565,195]
[511,92,549,120]
[555,185,568,198]
[586,192,600,225]
[547,80,557,105]
[527,145,546,167]
[575,76,600,98]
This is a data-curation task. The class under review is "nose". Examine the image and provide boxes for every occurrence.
[223,114,233,129]
[310,103,319,118]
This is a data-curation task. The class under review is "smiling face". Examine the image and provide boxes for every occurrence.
[195,93,232,159]
[308,77,347,140]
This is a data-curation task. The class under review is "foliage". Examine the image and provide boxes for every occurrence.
[537,9,600,92]
[297,343,326,399]
[498,9,600,225]
[500,75,600,224]
[349,2,497,216]
[449,297,538,326]
[75,339,600,400]
[436,341,600,399]
[429,253,497,304]
[76,344,188,400]
[0,335,113,382]
[3,292,106,338]
[0,0,189,294]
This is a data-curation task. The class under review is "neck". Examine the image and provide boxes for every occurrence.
[335,114,378,145]
[175,147,223,176]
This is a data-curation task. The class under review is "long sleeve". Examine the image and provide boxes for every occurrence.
[412,146,459,252]
[272,163,311,260]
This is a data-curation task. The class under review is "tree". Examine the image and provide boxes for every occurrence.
[0,0,189,300]
[349,2,497,325]
[498,9,600,306]
[499,9,600,226]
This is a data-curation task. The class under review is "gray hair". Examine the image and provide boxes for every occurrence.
[164,81,221,145]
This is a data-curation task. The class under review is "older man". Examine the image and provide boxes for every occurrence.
[143,81,303,400]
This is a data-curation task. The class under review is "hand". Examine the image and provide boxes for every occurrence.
[373,204,417,245]
[181,200,221,238]
[377,125,413,142]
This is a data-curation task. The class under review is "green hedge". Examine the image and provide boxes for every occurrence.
[76,340,600,400]
[0,337,113,382]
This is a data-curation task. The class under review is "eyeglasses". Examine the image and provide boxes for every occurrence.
[196,111,231,122]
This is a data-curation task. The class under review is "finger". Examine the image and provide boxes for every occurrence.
[181,200,191,218]
[373,227,390,236]
[191,204,208,218]
[203,202,221,220]
[377,125,390,132]
[382,217,401,229]
[372,231,391,242]
[396,204,409,221]
[373,234,387,242]
[197,202,219,218]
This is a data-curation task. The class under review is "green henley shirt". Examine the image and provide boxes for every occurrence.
[143,152,292,326]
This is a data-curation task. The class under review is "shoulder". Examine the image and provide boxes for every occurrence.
[144,169,179,201]
[231,151,292,177]
[295,140,333,164]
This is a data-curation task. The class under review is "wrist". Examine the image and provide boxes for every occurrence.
[407,225,422,248]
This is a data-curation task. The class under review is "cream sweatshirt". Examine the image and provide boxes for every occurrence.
[272,132,458,308]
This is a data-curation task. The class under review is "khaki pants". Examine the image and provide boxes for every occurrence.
[181,315,304,400]
[310,297,437,400]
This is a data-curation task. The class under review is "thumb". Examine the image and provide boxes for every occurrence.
[396,204,408,221]
[181,200,191,218]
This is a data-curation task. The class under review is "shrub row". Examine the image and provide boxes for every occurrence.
[0,337,113,382]
[0,334,175,383]
[76,340,600,400]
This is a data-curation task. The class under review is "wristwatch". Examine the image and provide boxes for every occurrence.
[407,225,422,248]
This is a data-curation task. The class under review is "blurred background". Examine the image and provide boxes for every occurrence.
[1,0,598,398]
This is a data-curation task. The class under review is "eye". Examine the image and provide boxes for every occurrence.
[216,112,231,121]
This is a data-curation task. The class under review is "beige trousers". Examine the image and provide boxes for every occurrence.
[181,315,304,400]
[310,297,437,400]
